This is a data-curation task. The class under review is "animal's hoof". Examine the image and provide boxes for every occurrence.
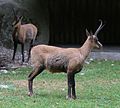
[66,96,77,100]
[28,92,33,97]
[66,96,72,100]
[71,96,77,100]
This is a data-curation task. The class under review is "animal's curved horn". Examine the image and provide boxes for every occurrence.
[12,8,17,19]
[86,29,90,36]
[94,19,105,36]
[19,16,23,21]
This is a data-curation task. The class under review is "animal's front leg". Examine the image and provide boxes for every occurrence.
[71,74,76,99]
[27,40,33,62]
[66,73,71,99]
[12,42,17,61]
[67,73,76,99]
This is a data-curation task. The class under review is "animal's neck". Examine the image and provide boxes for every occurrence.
[14,23,21,38]
[15,22,21,30]
[79,37,93,59]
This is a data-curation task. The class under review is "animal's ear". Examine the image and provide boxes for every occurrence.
[19,16,23,21]
[12,8,17,19]
[90,30,93,36]
[86,29,90,37]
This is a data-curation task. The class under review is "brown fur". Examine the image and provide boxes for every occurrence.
[28,20,104,99]
[14,23,37,43]
[12,16,38,62]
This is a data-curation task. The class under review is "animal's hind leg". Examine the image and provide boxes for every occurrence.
[27,40,33,62]
[28,65,44,96]
[21,44,24,62]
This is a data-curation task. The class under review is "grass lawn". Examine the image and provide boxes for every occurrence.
[0,60,120,108]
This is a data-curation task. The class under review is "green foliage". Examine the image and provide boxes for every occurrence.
[0,60,120,108]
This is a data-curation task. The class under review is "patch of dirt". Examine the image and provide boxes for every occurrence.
[13,79,68,90]
[12,80,27,88]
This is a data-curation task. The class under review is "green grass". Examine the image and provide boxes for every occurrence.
[0,60,120,108]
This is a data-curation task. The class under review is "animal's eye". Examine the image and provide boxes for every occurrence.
[95,38,98,43]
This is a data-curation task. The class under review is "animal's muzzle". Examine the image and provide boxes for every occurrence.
[97,41,103,49]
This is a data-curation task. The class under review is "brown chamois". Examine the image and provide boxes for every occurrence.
[28,20,104,99]
[12,12,38,62]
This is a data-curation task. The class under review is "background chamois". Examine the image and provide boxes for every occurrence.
[12,10,38,63]
[28,20,104,99]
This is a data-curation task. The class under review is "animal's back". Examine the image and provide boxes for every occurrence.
[30,45,63,66]
[22,24,37,40]
[31,45,62,54]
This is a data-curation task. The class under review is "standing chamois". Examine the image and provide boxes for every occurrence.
[28,20,104,99]
[12,11,38,62]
